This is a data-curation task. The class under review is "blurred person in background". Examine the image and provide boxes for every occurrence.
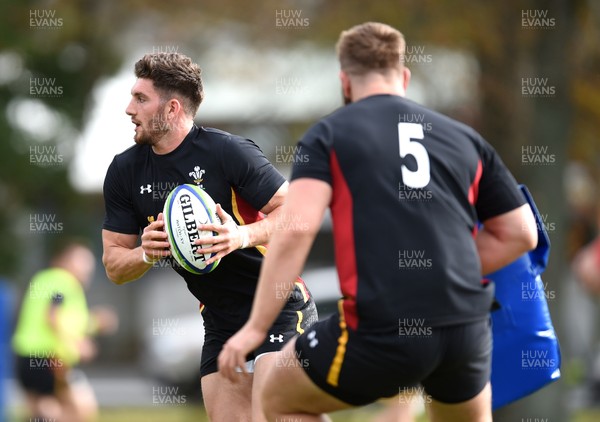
[573,231,600,294]
[566,162,600,403]
[12,240,118,422]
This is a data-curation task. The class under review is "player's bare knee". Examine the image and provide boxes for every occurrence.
[36,396,63,420]
[261,375,295,419]
[260,379,279,412]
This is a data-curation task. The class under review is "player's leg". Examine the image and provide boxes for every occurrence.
[371,396,416,422]
[25,393,63,421]
[252,288,320,421]
[421,320,493,422]
[59,370,99,422]
[252,352,274,422]
[16,356,63,420]
[426,382,492,422]
[260,339,352,421]
[201,371,253,422]
[200,307,256,421]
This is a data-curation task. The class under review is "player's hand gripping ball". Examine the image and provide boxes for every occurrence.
[163,184,221,274]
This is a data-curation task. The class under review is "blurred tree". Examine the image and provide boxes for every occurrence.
[0,0,122,277]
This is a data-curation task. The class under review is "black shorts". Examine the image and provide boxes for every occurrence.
[295,312,491,406]
[15,354,68,396]
[200,283,318,377]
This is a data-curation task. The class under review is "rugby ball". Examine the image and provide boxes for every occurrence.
[163,184,221,274]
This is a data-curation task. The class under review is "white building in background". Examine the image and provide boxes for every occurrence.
[69,40,476,193]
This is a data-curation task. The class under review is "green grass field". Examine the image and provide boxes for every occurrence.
[9,404,600,421]
[96,404,425,422]
[9,404,422,422]
[90,407,600,422]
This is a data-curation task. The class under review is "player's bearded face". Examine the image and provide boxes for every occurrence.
[134,104,170,146]
[127,79,172,146]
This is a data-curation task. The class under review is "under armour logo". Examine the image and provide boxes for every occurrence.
[140,184,152,194]
[307,330,318,348]
[270,334,284,343]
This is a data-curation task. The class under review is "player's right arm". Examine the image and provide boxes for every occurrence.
[473,136,538,275]
[102,156,170,284]
[102,230,148,284]
[476,204,537,275]
[102,205,171,284]
[102,214,170,284]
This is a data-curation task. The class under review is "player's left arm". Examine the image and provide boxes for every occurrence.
[217,178,331,381]
[195,181,288,264]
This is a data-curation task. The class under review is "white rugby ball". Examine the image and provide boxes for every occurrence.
[163,184,221,274]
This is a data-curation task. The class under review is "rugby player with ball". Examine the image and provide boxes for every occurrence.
[101,53,317,422]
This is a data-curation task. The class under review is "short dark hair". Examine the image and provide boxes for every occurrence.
[336,22,405,76]
[134,53,204,116]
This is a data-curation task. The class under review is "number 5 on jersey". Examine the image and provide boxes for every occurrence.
[398,122,430,189]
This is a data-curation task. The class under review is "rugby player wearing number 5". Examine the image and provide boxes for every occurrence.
[218,22,538,422]
[101,53,317,422]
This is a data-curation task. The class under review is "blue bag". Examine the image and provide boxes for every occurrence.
[488,185,561,409]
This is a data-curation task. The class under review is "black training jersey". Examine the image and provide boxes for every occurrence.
[103,125,294,320]
[292,94,526,333]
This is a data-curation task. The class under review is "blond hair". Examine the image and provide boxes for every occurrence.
[336,22,405,76]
